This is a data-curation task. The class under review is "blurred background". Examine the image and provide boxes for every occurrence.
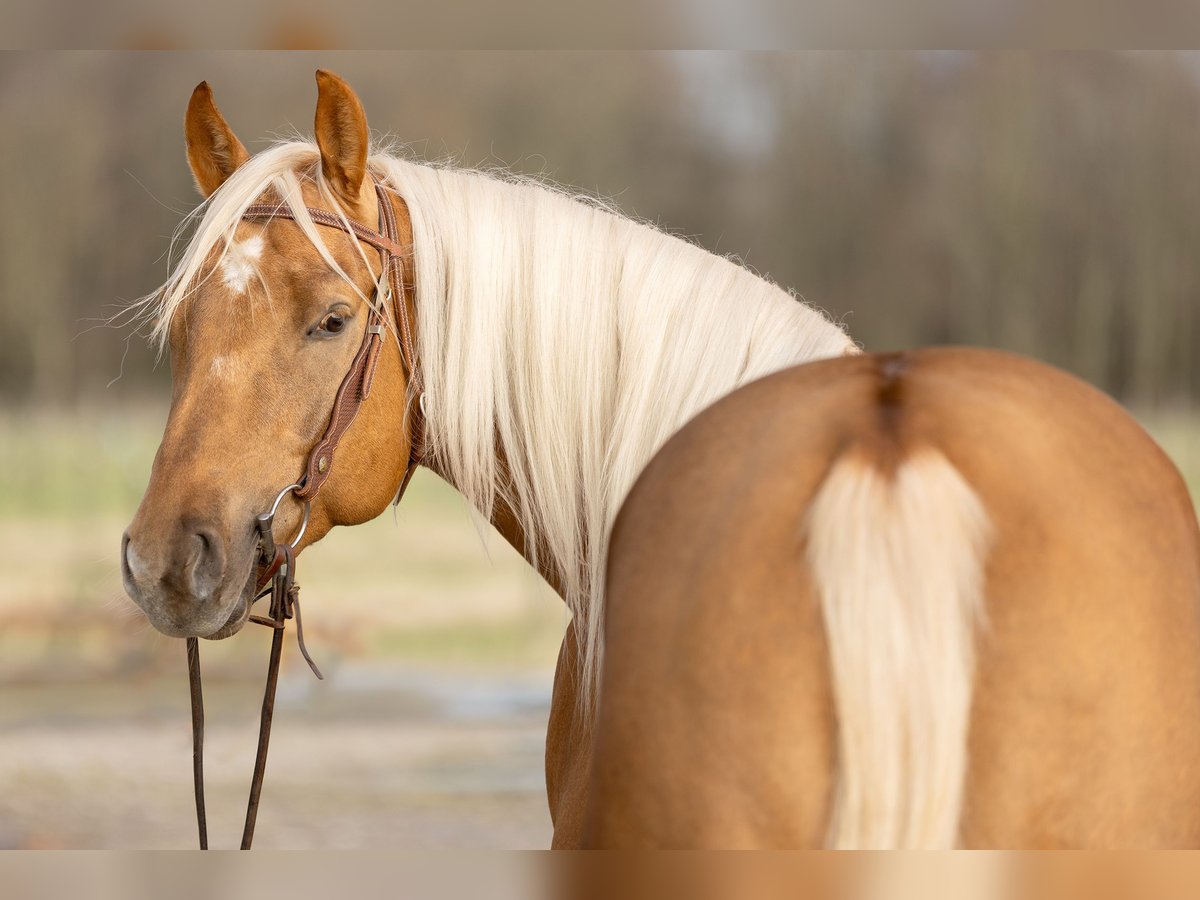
[0,51,1197,848]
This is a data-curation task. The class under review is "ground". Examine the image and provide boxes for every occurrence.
[0,405,1195,848]
[0,407,564,849]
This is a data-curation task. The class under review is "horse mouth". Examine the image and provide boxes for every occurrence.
[203,566,258,640]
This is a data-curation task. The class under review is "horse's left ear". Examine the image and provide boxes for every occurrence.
[185,81,250,199]
[314,69,372,209]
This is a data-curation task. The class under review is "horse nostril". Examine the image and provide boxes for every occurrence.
[186,527,227,598]
[122,530,156,588]
[121,531,134,584]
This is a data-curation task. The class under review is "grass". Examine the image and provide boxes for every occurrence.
[0,405,469,520]
[0,404,563,680]
[2,404,1193,520]
[0,404,1196,682]
[367,615,567,669]
[0,407,165,518]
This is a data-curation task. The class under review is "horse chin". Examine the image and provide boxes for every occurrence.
[203,570,257,640]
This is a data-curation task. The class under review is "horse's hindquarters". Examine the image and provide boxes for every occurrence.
[583,348,1200,849]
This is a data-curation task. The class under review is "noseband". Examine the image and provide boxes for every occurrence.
[185,179,423,849]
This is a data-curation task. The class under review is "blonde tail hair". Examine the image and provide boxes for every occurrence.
[805,449,992,848]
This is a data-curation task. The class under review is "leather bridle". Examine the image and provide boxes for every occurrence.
[185,179,423,849]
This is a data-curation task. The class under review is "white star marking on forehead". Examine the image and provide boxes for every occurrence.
[221,234,264,295]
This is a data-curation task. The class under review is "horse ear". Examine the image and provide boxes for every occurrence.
[184,82,250,199]
[314,69,372,208]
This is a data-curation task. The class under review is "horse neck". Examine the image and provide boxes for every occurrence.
[423,450,568,601]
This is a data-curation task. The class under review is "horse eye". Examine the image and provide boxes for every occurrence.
[319,312,346,335]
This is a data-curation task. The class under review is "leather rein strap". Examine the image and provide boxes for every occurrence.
[185,180,422,849]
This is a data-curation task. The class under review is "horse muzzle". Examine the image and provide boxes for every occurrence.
[121,523,254,638]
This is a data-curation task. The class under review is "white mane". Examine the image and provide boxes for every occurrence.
[139,141,855,708]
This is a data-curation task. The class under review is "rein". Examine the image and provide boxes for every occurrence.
[185,180,422,849]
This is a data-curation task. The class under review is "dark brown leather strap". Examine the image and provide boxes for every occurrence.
[255,545,287,589]
[291,314,385,501]
[241,543,295,850]
[241,612,284,849]
[187,540,323,850]
[241,201,408,257]
[186,637,207,849]
[376,182,425,500]
[376,186,422,400]
[241,182,424,503]
[185,180,426,851]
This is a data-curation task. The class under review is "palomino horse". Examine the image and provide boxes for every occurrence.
[122,71,1200,848]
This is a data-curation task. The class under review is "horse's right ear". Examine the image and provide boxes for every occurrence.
[184,81,249,199]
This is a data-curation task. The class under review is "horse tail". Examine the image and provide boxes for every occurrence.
[805,445,992,848]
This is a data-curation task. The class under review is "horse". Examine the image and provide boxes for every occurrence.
[121,70,1200,849]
